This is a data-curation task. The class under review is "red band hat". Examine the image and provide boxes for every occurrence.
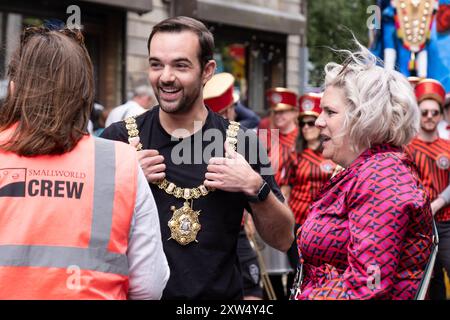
[415,78,446,106]
[407,76,422,88]
[266,87,297,111]
[298,92,323,118]
[204,73,239,113]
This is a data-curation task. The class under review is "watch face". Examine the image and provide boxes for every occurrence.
[247,181,270,203]
[258,181,270,202]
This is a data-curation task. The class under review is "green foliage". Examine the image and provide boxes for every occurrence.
[307,0,376,87]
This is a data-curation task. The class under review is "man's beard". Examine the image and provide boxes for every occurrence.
[421,121,438,133]
[157,82,202,115]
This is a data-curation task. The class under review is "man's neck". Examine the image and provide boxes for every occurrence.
[159,102,208,139]
[279,122,297,135]
[417,130,439,142]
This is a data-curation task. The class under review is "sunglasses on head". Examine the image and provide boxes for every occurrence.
[300,120,316,128]
[421,109,440,117]
[21,26,84,45]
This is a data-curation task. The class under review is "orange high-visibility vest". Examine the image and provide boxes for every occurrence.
[0,132,137,300]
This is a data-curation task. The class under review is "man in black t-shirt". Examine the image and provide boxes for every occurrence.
[101,16,294,300]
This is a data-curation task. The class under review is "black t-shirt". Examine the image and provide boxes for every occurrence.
[101,106,283,299]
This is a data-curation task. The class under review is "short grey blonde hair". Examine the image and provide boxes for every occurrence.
[133,85,154,98]
[324,41,419,153]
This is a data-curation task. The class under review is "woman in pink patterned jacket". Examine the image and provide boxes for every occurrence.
[292,42,433,300]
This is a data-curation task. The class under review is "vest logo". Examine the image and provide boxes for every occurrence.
[0,168,26,197]
[436,154,450,170]
[27,179,84,199]
[0,168,84,199]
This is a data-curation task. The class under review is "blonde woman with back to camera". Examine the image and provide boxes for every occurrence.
[291,41,433,300]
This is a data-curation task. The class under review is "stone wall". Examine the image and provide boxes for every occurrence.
[126,0,169,99]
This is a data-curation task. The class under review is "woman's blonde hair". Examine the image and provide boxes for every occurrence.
[324,40,419,153]
[0,27,94,156]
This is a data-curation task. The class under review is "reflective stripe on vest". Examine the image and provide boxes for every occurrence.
[0,138,128,276]
[0,245,127,275]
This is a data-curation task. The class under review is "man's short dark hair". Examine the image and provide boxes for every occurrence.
[147,16,214,70]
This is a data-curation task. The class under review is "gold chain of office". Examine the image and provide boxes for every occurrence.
[124,116,240,245]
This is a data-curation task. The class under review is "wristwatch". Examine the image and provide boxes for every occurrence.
[247,180,270,203]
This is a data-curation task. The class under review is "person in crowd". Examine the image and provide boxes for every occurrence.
[87,101,107,136]
[0,26,169,300]
[258,115,272,131]
[258,87,298,300]
[437,93,450,140]
[282,92,335,226]
[204,71,263,300]
[259,88,298,188]
[405,78,450,300]
[292,42,433,300]
[280,92,336,274]
[105,85,156,128]
[235,101,260,130]
[203,72,239,120]
[101,16,294,300]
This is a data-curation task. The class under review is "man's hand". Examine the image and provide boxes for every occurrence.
[204,141,262,196]
[130,137,165,183]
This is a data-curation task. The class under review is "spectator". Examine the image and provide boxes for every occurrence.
[105,85,156,128]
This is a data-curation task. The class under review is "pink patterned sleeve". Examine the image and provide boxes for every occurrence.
[305,163,411,299]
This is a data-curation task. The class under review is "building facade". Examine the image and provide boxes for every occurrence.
[128,0,307,115]
[0,0,150,109]
[0,0,307,115]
